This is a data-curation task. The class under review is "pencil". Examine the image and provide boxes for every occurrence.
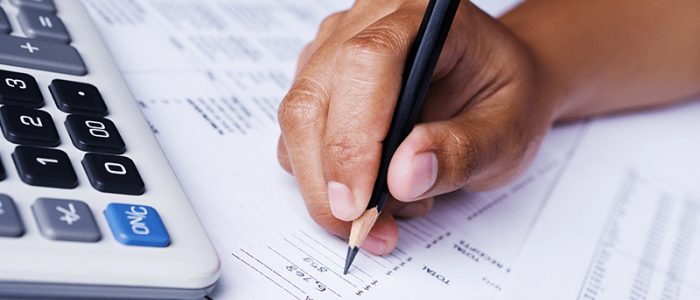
[343,0,461,275]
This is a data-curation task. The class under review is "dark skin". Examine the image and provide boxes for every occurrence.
[277,0,700,255]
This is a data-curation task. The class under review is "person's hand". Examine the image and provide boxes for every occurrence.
[277,0,557,255]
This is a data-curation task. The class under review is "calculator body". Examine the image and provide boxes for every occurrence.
[0,0,220,298]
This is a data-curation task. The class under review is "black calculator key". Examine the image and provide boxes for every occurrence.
[65,115,125,154]
[0,155,5,181]
[0,8,11,34]
[0,35,86,76]
[0,70,43,108]
[82,154,144,195]
[18,8,71,43]
[0,106,59,146]
[50,80,107,115]
[10,0,56,13]
[13,146,77,188]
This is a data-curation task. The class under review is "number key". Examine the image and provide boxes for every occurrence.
[0,70,43,108]
[65,115,125,154]
[82,154,144,195]
[0,106,59,146]
[12,146,78,188]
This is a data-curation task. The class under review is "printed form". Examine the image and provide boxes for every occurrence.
[79,0,580,299]
[498,100,700,300]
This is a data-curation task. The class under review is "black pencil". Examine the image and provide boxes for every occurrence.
[343,0,461,275]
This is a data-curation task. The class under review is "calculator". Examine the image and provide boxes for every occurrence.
[0,0,220,298]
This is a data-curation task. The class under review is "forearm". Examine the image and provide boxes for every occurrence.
[500,0,700,121]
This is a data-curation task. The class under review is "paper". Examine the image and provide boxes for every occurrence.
[497,100,700,300]
[80,0,582,299]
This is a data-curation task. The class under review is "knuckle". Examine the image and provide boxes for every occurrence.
[337,20,411,64]
[278,79,328,131]
[439,126,483,189]
[323,133,372,171]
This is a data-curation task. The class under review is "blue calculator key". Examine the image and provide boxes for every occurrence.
[104,203,169,247]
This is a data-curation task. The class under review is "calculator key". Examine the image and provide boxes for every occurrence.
[0,106,59,146]
[50,80,107,115]
[82,154,144,195]
[10,0,56,12]
[104,203,169,247]
[0,35,86,75]
[0,7,11,34]
[32,198,100,242]
[13,146,77,188]
[0,70,43,108]
[0,195,24,237]
[0,155,5,181]
[18,8,71,43]
[65,115,125,153]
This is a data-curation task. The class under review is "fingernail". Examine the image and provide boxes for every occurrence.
[361,234,386,255]
[410,152,438,199]
[395,201,429,217]
[328,181,355,220]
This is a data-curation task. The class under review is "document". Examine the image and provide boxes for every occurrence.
[497,100,700,300]
[79,0,585,299]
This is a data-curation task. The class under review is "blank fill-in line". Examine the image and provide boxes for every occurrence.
[422,215,447,230]
[232,251,303,300]
[401,220,433,239]
[358,250,388,269]
[396,222,427,242]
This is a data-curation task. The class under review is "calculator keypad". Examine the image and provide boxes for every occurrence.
[0,0,168,248]
[32,198,100,242]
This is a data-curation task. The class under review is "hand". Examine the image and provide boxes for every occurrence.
[277,0,557,255]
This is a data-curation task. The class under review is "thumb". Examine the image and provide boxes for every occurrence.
[386,105,544,201]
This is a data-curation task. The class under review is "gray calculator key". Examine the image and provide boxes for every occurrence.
[10,0,56,12]
[18,8,70,43]
[0,35,86,75]
[0,194,23,237]
[0,7,11,34]
[32,198,100,242]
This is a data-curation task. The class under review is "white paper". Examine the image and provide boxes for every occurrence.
[497,100,700,300]
[79,0,581,299]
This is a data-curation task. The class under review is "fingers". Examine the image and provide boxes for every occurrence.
[279,0,416,240]
[323,6,426,222]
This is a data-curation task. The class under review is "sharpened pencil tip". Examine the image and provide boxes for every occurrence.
[344,246,359,275]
